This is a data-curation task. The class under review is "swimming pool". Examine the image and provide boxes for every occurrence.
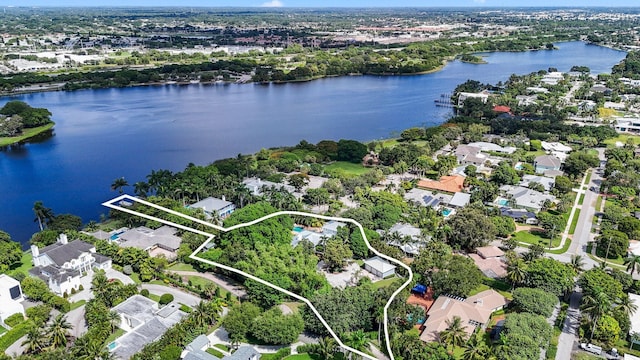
[108,341,118,351]
[442,208,453,216]
[293,226,304,233]
[498,199,509,206]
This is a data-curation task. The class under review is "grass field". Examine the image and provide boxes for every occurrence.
[0,123,55,147]
[373,276,399,289]
[514,230,559,248]
[104,328,125,345]
[168,263,196,271]
[578,194,585,206]
[10,252,33,275]
[604,134,640,147]
[324,161,371,176]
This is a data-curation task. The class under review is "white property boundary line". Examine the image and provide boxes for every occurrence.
[103,194,414,360]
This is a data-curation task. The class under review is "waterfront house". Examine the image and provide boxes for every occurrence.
[420,289,509,343]
[457,91,489,107]
[188,196,235,220]
[118,225,182,260]
[30,234,112,296]
[534,155,562,174]
[242,177,295,196]
[0,274,25,325]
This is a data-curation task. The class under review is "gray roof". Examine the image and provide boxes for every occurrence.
[186,335,210,352]
[243,177,295,195]
[93,253,111,265]
[84,230,111,240]
[500,185,555,211]
[190,197,234,212]
[520,175,555,192]
[322,221,347,233]
[534,155,562,168]
[500,207,536,220]
[404,188,452,208]
[118,226,181,251]
[449,192,471,207]
[389,223,421,241]
[29,265,81,283]
[39,240,94,267]
[184,350,217,360]
[223,346,261,360]
[112,296,187,360]
[291,230,324,247]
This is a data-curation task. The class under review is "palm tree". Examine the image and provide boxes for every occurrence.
[462,332,494,360]
[581,291,612,342]
[133,181,149,197]
[22,325,46,354]
[111,177,129,194]
[107,310,121,332]
[616,293,638,319]
[625,255,640,275]
[570,254,586,273]
[47,313,72,349]
[506,258,527,289]
[317,337,337,359]
[192,300,221,328]
[32,201,54,231]
[345,330,369,352]
[439,316,468,351]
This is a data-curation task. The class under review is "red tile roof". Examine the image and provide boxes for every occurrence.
[417,175,465,193]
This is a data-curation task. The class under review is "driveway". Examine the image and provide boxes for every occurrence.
[140,283,202,307]
[556,289,583,360]
[66,304,88,338]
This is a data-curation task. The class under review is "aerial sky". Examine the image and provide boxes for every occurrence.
[2,0,639,7]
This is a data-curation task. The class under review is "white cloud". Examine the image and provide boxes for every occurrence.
[261,0,283,7]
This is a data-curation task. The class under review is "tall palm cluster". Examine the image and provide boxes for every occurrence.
[22,314,73,354]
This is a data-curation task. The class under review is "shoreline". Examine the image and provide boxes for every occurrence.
[0,122,55,147]
[0,40,599,98]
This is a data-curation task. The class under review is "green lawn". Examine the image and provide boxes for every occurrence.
[514,230,559,248]
[595,195,603,212]
[0,123,55,147]
[578,194,585,206]
[168,262,197,271]
[185,275,231,298]
[373,276,399,289]
[324,161,371,176]
[104,328,125,345]
[282,302,304,313]
[594,244,626,265]
[604,134,640,148]
[213,344,230,352]
[584,171,593,185]
[10,252,33,275]
[569,209,581,235]
[206,347,224,358]
[70,299,86,310]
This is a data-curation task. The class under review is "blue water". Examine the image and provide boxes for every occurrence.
[108,342,117,351]
[498,199,509,206]
[293,226,304,233]
[442,208,453,216]
[0,41,627,246]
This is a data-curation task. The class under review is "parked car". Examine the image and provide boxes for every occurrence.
[580,343,603,355]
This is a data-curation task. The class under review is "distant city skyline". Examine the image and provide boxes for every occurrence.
[2,0,639,7]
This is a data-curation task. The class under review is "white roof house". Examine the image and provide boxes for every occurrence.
[389,223,422,241]
[188,196,235,219]
[322,221,347,237]
[0,274,25,324]
[467,142,517,154]
[292,230,325,248]
[449,192,471,208]
[630,293,640,343]
[519,175,555,192]
[242,177,295,196]
[541,142,572,153]
[500,185,555,212]
[364,256,396,279]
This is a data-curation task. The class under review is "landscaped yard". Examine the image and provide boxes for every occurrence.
[373,276,399,289]
[0,122,55,147]
[514,230,559,248]
[168,263,197,271]
[104,328,125,345]
[604,134,640,147]
[324,162,371,176]
[569,209,581,235]
[206,347,225,358]
[10,251,33,275]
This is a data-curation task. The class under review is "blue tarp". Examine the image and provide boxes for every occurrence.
[411,284,427,295]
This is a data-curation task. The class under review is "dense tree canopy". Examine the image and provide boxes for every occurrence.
[525,258,575,296]
[511,287,558,317]
[446,207,496,251]
[431,255,483,297]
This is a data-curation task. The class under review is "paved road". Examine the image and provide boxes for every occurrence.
[167,270,247,298]
[556,290,583,360]
[140,283,202,307]
[66,304,88,338]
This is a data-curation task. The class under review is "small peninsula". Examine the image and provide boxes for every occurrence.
[0,101,54,147]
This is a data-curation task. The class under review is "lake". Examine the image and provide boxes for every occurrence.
[0,41,627,246]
